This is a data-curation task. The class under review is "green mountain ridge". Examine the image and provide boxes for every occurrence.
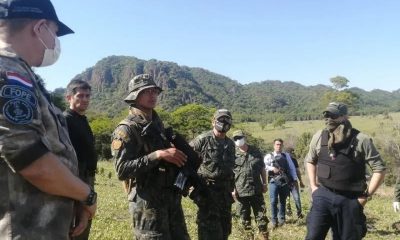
[60,55,400,119]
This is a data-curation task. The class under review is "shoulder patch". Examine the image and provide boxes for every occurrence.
[5,71,33,89]
[3,99,33,124]
[0,85,37,106]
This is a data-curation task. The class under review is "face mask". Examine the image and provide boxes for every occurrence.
[235,138,245,147]
[37,25,61,67]
[214,120,231,133]
[325,118,343,132]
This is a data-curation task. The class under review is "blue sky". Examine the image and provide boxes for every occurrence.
[36,0,400,91]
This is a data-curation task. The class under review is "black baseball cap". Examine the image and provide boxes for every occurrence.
[0,0,74,36]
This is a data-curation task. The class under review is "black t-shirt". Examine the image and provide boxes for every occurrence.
[64,109,97,178]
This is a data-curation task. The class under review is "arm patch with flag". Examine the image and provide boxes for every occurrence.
[0,71,38,124]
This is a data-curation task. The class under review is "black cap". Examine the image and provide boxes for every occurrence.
[323,102,348,116]
[0,0,74,36]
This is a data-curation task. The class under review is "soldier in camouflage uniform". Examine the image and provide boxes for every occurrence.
[111,74,190,240]
[232,130,269,240]
[190,109,235,240]
[0,1,97,239]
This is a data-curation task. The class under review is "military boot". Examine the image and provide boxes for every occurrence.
[257,231,269,240]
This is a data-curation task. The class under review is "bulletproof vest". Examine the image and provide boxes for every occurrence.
[119,114,178,196]
[268,153,290,179]
[317,129,366,192]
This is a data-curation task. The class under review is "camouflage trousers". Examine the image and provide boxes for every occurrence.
[236,194,269,232]
[196,188,234,240]
[129,191,190,240]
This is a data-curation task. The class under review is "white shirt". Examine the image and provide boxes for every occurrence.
[264,151,298,181]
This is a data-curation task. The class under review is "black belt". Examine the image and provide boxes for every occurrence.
[322,185,362,198]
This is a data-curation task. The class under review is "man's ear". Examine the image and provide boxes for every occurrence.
[32,19,47,36]
[65,94,72,103]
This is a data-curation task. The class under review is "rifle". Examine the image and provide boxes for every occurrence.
[164,127,205,196]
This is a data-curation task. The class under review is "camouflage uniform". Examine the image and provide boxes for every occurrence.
[112,107,189,240]
[190,130,235,240]
[234,145,269,234]
[0,48,78,239]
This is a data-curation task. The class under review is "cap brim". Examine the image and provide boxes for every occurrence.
[124,85,162,103]
[56,21,74,36]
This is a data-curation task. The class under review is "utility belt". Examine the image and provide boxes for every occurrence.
[322,185,363,198]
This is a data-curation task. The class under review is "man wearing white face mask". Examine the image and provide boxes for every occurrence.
[0,1,97,239]
[232,130,269,240]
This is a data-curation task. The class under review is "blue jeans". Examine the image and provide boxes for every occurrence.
[288,182,302,216]
[269,181,290,224]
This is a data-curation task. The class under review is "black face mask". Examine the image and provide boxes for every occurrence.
[215,120,231,133]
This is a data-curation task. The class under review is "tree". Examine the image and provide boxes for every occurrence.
[168,104,215,140]
[272,116,286,129]
[330,76,349,90]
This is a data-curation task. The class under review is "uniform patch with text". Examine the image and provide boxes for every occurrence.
[0,71,37,124]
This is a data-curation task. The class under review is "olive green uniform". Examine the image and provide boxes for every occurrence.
[190,130,235,240]
[234,145,268,232]
[112,107,189,240]
[0,47,78,239]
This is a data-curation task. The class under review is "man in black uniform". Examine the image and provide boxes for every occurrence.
[305,102,386,240]
[64,80,98,240]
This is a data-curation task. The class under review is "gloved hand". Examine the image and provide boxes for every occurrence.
[393,202,400,212]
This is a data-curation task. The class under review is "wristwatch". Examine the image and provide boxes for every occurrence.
[84,187,97,206]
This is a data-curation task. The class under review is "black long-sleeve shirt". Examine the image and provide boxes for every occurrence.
[64,109,97,180]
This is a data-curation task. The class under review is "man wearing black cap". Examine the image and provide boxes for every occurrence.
[0,0,96,239]
[190,109,236,240]
[305,102,386,240]
[111,74,190,240]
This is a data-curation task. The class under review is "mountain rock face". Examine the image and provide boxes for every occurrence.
[69,55,400,118]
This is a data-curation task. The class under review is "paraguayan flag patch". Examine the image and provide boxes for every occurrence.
[6,71,33,89]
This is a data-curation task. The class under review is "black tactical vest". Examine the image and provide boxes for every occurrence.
[317,129,367,192]
[268,153,290,179]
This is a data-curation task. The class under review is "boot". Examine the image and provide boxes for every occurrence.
[257,231,269,240]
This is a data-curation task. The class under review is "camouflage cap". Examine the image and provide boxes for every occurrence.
[323,102,348,116]
[124,74,162,103]
[232,130,245,138]
[213,109,232,120]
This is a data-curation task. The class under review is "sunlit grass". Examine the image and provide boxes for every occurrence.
[91,161,399,239]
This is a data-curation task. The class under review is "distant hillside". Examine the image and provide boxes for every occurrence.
[61,55,400,120]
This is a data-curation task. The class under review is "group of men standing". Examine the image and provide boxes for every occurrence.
[0,0,393,240]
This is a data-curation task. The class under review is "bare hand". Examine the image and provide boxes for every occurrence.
[357,197,368,207]
[310,185,319,193]
[70,209,90,237]
[272,167,280,174]
[157,148,187,167]
[83,204,97,220]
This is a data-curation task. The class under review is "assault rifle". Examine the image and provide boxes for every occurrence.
[164,127,204,196]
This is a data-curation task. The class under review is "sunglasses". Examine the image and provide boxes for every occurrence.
[323,112,339,119]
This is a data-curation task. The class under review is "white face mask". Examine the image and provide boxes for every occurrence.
[37,25,61,67]
[235,138,245,147]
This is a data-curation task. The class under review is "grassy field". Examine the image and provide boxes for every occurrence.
[91,161,400,240]
[90,113,400,239]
